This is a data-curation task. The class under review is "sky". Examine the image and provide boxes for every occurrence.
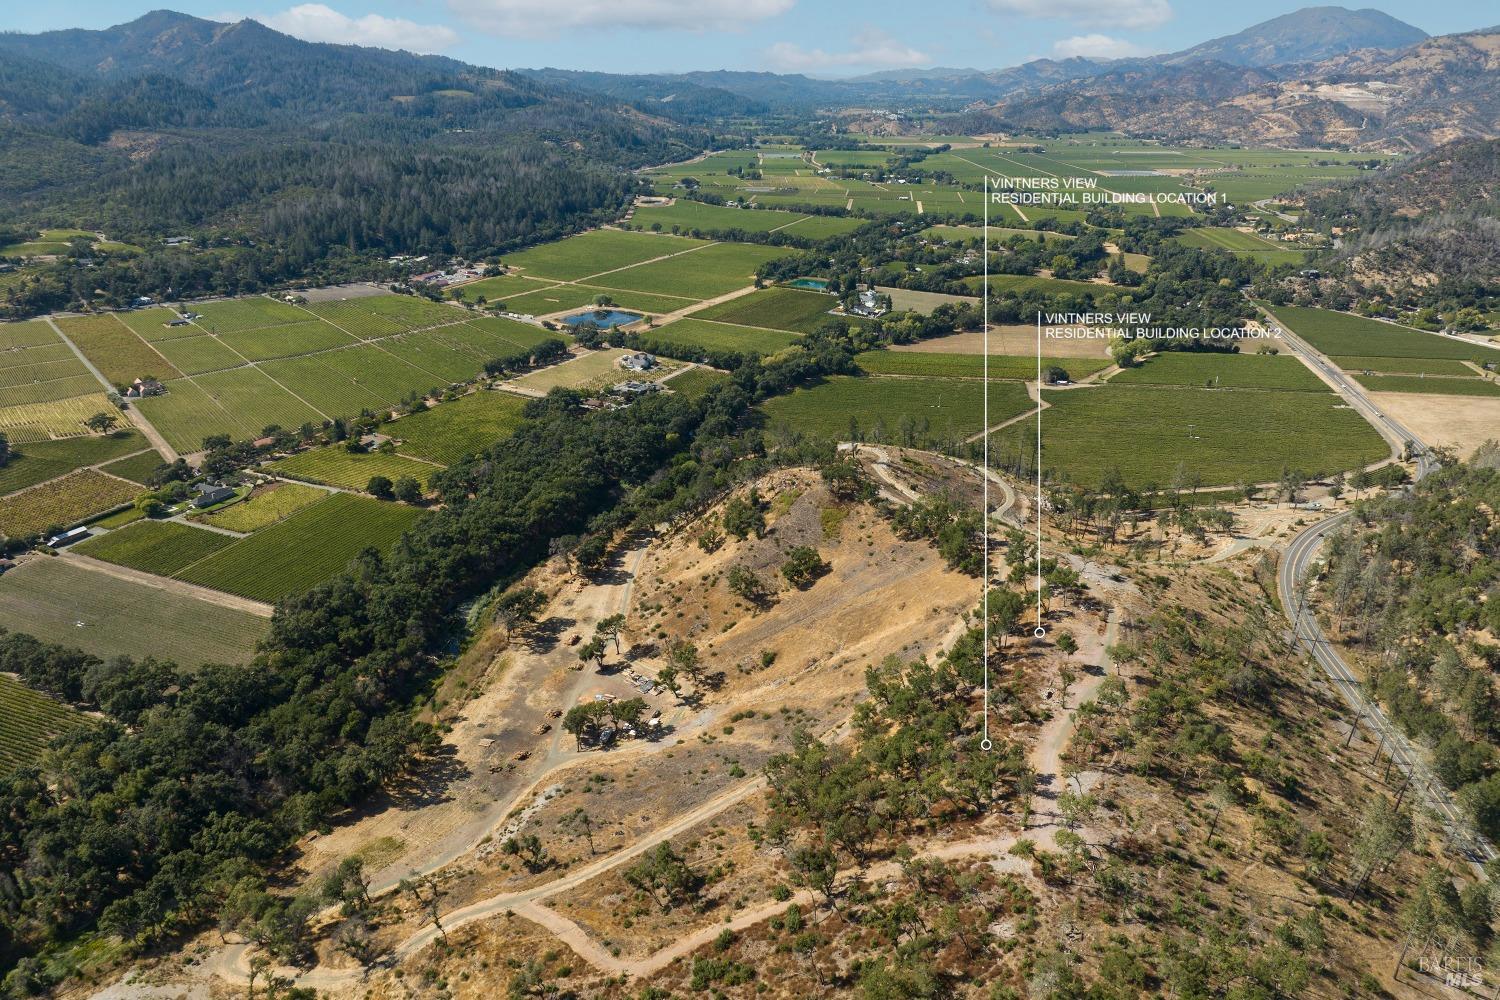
[1,0,1495,76]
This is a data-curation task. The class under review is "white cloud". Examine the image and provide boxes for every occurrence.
[447,0,794,36]
[256,4,459,52]
[1051,34,1152,59]
[765,30,931,73]
[987,0,1171,30]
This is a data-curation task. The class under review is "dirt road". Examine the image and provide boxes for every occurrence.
[58,550,274,618]
[202,589,1121,990]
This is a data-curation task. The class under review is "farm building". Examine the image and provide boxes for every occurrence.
[611,381,661,396]
[193,485,236,508]
[124,378,166,398]
[848,289,889,318]
[619,352,657,372]
[46,527,91,548]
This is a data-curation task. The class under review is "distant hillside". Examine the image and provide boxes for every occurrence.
[1303,137,1500,223]
[1163,6,1427,66]
[517,68,768,122]
[954,27,1500,152]
[0,11,716,317]
[510,7,1446,138]
[1275,139,1500,319]
[0,10,696,149]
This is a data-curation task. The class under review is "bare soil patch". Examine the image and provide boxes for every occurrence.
[1366,390,1500,458]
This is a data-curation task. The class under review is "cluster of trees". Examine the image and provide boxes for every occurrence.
[365,474,423,504]
[482,337,569,377]
[1047,473,1236,547]
[780,545,828,589]
[1319,452,1500,838]
[561,696,648,749]
[887,492,985,575]
[0,384,724,986]
[762,629,1026,911]
[989,230,1112,282]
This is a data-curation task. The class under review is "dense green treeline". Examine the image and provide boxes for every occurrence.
[0,318,858,991]
[0,144,638,317]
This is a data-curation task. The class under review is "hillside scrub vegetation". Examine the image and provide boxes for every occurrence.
[1317,443,1500,839]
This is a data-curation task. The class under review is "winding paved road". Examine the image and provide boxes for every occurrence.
[1266,302,1490,875]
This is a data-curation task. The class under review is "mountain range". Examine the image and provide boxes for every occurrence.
[519,8,1430,113]
[0,6,1487,155]
[951,25,1500,151]
[516,7,1494,151]
[0,3,1493,249]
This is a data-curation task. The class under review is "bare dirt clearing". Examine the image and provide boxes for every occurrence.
[290,541,654,894]
[1365,390,1500,458]
[208,470,979,982]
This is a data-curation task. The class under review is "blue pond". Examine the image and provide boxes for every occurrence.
[561,308,642,329]
[786,278,829,291]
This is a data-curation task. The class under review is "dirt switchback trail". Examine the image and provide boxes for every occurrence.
[519,604,1126,981]
[213,599,1124,989]
[201,589,1118,989]
[366,541,654,899]
[191,464,1100,994]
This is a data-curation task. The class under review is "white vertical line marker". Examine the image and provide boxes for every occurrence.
[981,174,991,751]
[1035,311,1044,635]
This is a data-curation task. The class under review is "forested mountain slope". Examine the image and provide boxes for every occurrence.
[1319,448,1500,841]
[1279,138,1500,319]
[0,12,715,316]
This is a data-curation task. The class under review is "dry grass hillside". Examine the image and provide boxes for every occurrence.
[93,458,1488,1000]
[167,459,1475,1000]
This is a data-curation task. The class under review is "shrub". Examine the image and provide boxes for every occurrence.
[781,546,827,589]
